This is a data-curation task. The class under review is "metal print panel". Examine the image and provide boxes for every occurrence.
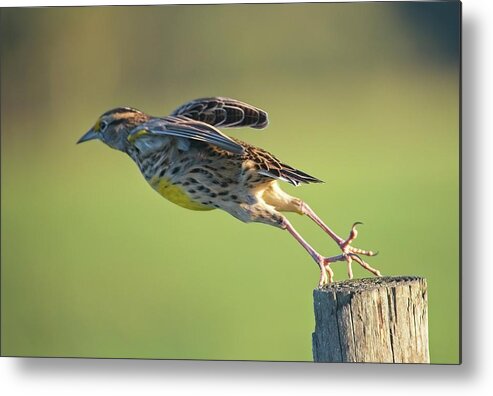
[0,1,460,363]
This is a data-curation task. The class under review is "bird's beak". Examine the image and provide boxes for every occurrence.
[77,128,99,144]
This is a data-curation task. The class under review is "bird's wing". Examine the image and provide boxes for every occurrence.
[170,97,269,129]
[127,116,244,154]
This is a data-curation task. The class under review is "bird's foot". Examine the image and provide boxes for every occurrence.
[317,222,381,287]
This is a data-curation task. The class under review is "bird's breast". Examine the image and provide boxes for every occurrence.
[149,176,215,211]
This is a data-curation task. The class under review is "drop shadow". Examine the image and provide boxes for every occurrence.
[459,7,479,378]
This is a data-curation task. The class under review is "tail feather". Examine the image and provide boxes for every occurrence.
[280,166,324,186]
[259,165,323,186]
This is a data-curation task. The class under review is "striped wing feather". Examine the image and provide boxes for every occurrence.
[171,97,269,129]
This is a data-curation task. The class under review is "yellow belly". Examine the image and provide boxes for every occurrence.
[150,177,214,211]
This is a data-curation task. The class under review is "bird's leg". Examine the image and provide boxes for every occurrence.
[282,218,333,286]
[299,202,381,279]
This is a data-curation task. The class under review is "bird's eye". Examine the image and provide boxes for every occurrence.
[99,120,108,132]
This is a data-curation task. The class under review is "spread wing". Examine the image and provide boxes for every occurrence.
[128,116,244,154]
[171,97,269,129]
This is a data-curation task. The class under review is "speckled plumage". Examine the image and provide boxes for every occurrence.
[78,97,380,286]
[128,133,323,225]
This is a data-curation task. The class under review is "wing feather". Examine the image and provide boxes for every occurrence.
[171,97,269,129]
[128,116,244,154]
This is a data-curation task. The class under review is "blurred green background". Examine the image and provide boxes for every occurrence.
[1,3,460,363]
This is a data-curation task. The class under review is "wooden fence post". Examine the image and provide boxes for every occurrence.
[312,276,429,363]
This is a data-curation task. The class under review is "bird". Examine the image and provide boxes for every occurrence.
[77,97,380,286]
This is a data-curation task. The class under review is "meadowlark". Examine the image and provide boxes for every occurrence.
[78,97,380,286]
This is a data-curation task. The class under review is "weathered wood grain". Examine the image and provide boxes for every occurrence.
[312,276,429,363]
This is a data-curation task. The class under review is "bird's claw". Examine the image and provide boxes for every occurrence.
[317,222,381,286]
[317,263,334,287]
[339,222,378,257]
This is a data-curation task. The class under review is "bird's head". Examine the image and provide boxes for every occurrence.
[77,107,150,151]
